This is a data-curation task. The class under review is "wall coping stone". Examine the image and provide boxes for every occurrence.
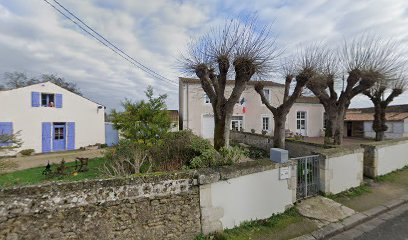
[1,160,292,195]
[231,130,334,149]
[195,160,292,185]
[360,137,408,149]
[0,171,196,197]
[314,145,364,158]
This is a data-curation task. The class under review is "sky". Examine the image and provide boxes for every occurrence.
[0,0,408,111]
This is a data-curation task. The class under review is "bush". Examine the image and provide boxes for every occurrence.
[219,146,247,165]
[149,130,213,171]
[19,149,35,156]
[251,129,256,133]
[102,140,149,176]
[189,146,246,169]
[246,146,268,159]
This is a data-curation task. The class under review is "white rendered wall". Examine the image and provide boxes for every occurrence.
[364,121,404,139]
[208,168,294,229]
[0,82,105,154]
[320,150,364,194]
[377,141,408,176]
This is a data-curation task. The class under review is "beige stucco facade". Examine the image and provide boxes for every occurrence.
[179,78,325,139]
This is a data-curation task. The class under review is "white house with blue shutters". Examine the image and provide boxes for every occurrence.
[0,81,105,155]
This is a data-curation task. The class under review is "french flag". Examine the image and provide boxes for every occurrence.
[240,98,247,113]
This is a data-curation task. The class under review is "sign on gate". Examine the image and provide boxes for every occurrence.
[292,155,320,200]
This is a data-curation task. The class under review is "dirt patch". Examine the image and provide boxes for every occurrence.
[1,149,105,174]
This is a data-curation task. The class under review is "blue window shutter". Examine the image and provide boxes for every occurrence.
[0,122,13,147]
[55,94,63,108]
[67,122,75,150]
[31,92,40,107]
[42,122,52,153]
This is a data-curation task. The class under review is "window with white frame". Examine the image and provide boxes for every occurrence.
[262,89,270,104]
[262,116,270,131]
[231,116,243,131]
[204,94,211,104]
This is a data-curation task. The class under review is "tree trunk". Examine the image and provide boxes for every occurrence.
[375,131,385,141]
[324,108,337,145]
[213,115,226,151]
[323,105,346,146]
[223,113,232,149]
[373,103,387,141]
[273,115,286,149]
[333,107,346,145]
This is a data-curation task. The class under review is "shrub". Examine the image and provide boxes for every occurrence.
[219,146,247,165]
[190,148,218,169]
[261,130,268,135]
[189,146,246,169]
[102,140,149,176]
[251,129,256,133]
[19,149,35,156]
[247,146,268,159]
[149,130,213,171]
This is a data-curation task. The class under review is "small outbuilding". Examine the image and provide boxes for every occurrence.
[344,105,408,139]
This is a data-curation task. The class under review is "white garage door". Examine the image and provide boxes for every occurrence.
[202,114,215,139]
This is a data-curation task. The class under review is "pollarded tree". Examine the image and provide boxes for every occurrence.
[180,18,281,150]
[363,76,407,141]
[255,46,324,148]
[306,36,403,145]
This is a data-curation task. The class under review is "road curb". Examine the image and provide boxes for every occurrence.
[291,193,408,240]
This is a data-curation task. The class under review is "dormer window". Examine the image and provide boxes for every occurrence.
[41,93,55,107]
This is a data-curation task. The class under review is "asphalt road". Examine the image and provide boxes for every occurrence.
[356,209,408,240]
[330,203,408,240]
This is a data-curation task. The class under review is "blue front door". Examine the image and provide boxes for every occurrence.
[53,123,66,151]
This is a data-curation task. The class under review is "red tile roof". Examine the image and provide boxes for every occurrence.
[295,96,321,104]
[345,112,408,121]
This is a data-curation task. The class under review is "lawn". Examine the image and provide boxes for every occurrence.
[0,157,107,188]
[197,208,317,240]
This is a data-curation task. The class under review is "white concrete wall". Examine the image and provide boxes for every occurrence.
[320,149,364,194]
[0,82,105,154]
[200,166,296,231]
[376,140,408,176]
[363,121,404,139]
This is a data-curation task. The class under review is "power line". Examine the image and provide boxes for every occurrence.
[41,0,178,86]
[51,0,176,85]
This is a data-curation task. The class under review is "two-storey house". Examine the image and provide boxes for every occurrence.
[179,77,325,139]
[0,81,105,155]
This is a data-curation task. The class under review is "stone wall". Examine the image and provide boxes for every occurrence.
[0,160,297,239]
[315,146,364,194]
[230,131,329,157]
[361,137,408,178]
[0,173,201,240]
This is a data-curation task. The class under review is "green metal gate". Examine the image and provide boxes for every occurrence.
[293,155,320,200]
